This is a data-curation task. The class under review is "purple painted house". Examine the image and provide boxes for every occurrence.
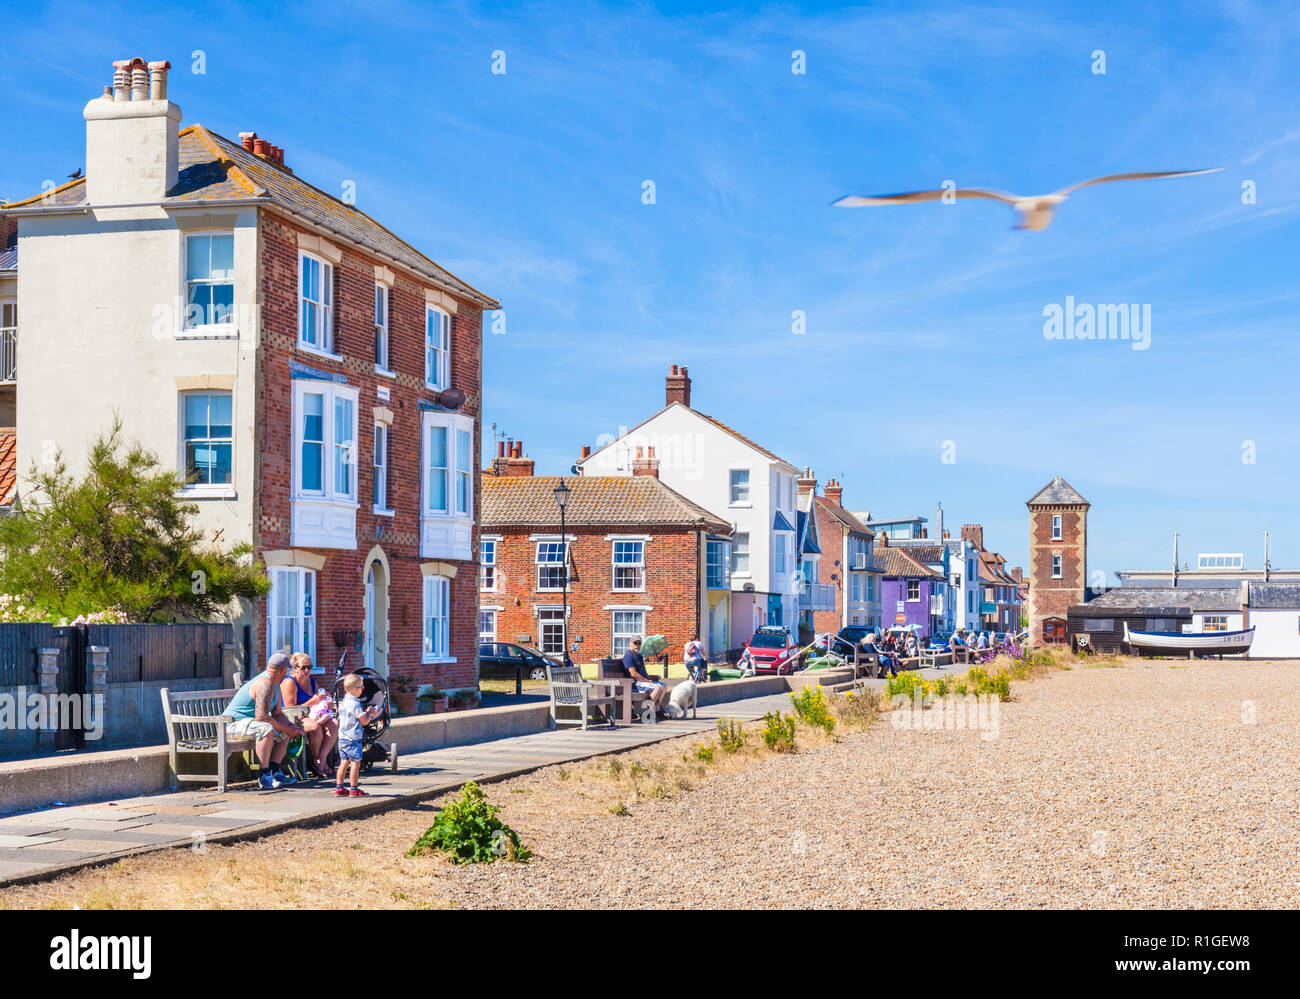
[875,541,945,637]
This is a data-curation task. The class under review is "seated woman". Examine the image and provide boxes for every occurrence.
[280,652,339,778]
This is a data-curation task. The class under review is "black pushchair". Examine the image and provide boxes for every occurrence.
[326,666,397,774]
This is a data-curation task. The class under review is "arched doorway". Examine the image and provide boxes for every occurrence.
[362,546,390,677]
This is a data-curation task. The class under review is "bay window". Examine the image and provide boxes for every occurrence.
[291,378,359,548]
[419,411,475,559]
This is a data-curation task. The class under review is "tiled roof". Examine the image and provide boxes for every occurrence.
[1246,583,1300,609]
[813,496,873,536]
[482,474,731,531]
[874,546,941,579]
[3,125,497,309]
[1027,475,1088,506]
[0,428,15,506]
[896,543,945,564]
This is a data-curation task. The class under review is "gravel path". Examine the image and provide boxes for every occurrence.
[449,660,1300,908]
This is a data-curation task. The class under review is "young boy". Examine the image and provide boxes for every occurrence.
[335,673,384,797]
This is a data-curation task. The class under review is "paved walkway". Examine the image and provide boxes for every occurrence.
[0,688,808,887]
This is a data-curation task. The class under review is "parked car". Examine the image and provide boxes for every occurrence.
[744,626,800,675]
[478,642,558,681]
[929,631,954,650]
[837,625,878,647]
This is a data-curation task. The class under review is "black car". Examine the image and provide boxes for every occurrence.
[837,625,876,646]
[812,632,858,659]
[478,642,558,681]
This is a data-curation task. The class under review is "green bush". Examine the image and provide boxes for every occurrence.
[761,711,797,752]
[694,744,716,763]
[408,781,531,864]
[716,717,746,753]
[789,685,835,733]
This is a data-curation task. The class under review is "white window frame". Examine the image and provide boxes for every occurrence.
[538,606,567,656]
[1051,514,1062,541]
[425,305,450,390]
[1202,614,1228,633]
[267,566,316,661]
[298,251,336,357]
[478,608,497,643]
[182,230,236,333]
[612,609,646,658]
[906,579,920,602]
[374,281,393,376]
[774,533,789,574]
[178,389,235,495]
[480,538,498,591]
[612,539,646,592]
[372,421,390,514]
[705,538,730,590]
[536,539,569,592]
[729,468,750,505]
[731,532,750,576]
[421,412,474,518]
[422,574,452,663]
[291,379,359,503]
[1052,554,1062,578]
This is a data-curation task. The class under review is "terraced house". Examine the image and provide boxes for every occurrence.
[480,450,732,663]
[1,57,496,690]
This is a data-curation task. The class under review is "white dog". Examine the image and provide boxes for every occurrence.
[664,679,698,720]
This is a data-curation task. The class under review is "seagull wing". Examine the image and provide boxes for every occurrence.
[832,187,1021,207]
[1055,168,1222,196]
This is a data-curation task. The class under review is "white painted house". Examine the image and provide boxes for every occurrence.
[577,365,800,648]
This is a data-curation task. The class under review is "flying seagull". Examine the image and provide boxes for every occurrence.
[833,168,1222,231]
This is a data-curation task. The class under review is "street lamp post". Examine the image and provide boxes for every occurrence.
[553,478,571,668]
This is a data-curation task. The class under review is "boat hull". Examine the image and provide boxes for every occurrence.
[1123,624,1255,657]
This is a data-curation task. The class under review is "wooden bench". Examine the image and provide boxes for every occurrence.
[597,657,661,724]
[920,648,953,669]
[546,664,619,730]
[160,687,250,792]
[161,686,312,790]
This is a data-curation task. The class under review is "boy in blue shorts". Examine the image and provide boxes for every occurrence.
[335,673,383,797]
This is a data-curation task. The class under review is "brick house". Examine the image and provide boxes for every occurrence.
[1025,476,1089,644]
[2,57,496,691]
[875,535,945,636]
[480,449,732,664]
[958,524,1025,634]
[798,475,883,636]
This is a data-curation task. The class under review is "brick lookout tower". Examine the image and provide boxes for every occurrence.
[1026,476,1089,645]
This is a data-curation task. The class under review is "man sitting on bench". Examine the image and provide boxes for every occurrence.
[623,638,668,720]
[224,652,305,790]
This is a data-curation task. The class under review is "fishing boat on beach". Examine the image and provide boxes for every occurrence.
[1123,623,1255,658]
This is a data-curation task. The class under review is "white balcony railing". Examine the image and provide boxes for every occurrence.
[799,580,835,612]
[0,327,14,383]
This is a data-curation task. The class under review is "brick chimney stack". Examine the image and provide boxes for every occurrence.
[961,524,984,551]
[665,364,692,408]
[823,478,843,507]
[631,446,660,478]
[501,440,534,477]
[796,466,817,498]
[1011,567,1024,583]
[875,532,888,548]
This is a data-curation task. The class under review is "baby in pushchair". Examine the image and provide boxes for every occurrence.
[327,666,393,773]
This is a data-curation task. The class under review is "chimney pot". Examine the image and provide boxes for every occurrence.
[147,60,171,100]
[130,59,148,101]
[239,132,257,152]
[254,138,271,157]
[665,363,692,408]
[497,441,506,458]
[580,445,592,459]
[112,60,131,101]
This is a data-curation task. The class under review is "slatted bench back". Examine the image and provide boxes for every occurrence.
[162,688,237,748]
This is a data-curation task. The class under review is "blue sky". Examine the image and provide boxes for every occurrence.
[4,0,1298,580]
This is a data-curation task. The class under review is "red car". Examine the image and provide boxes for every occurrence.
[744,626,801,675]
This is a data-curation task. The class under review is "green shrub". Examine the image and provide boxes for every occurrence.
[761,710,797,752]
[694,744,716,763]
[789,685,835,733]
[609,800,629,816]
[408,781,531,864]
[716,717,746,753]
